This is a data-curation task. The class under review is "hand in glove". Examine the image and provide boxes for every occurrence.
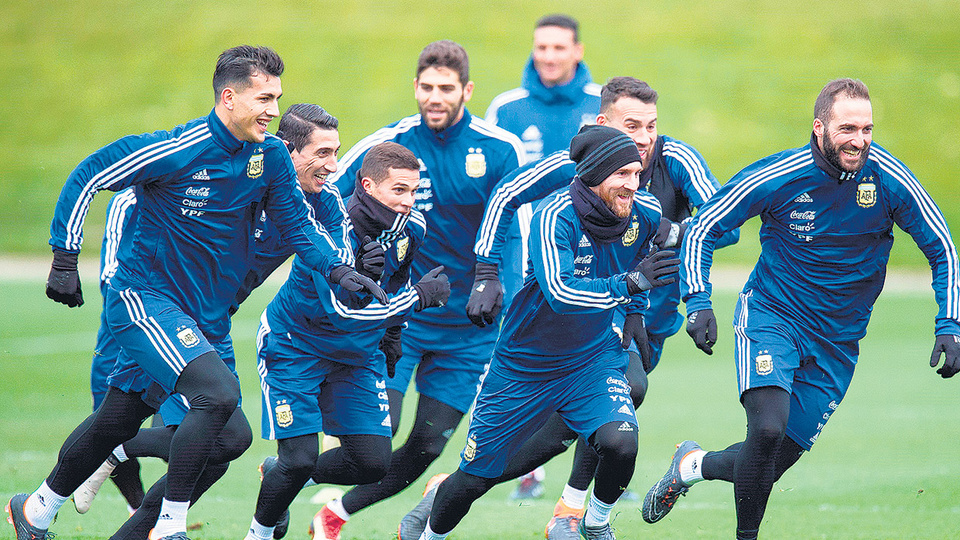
[414,265,450,311]
[652,217,688,249]
[356,236,385,281]
[621,312,653,373]
[625,248,680,294]
[46,249,84,307]
[379,325,403,378]
[686,308,718,355]
[465,262,503,328]
[930,334,960,378]
[329,264,388,305]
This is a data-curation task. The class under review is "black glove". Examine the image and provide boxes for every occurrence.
[380,325,403,378]
[625,248,680,294]
[686,308,718,355]
[465,262,504,328]
[356,236,385,281]
[930,334,960,378]
[653,218,688,249]
[46,249,84,307]
[621,312,653,373]
[329,264,388,305]
[413,265,450,311]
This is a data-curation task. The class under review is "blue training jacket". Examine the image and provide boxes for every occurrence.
[683,138,960,341]
[495,185,662,379]
[485,58,600,162]
[264,210,428,368]
[50,109,351,341]
[330,110,525,336]
[476,136,738,337]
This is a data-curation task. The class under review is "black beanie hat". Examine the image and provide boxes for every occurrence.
[569,124,641,187]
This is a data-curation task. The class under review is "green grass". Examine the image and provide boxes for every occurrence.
[2,0,960,268]
[2,275,958,539]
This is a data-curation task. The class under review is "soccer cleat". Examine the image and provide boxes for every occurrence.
[641,440,701,524]
[6,494,54,540]
[307,504,345,540]
[577,519,615,540]
[257,456,290,539]
[397,473,448,540]
[544,499,583,540]
[152,534,190,540]
[509,471,545,500]
[73,454,120,513]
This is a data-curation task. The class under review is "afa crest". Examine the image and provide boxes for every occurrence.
[755,353,773,376]
[247,152,264,179]
[275,403,293,428]
[856,181,876,208]
[176,327,199,348]
[465,150,486,178]
[622,218,639,246]
[463,436,477,462]
[396,236,409,262]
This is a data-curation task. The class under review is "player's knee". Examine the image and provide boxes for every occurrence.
[176,352,240,417]
[278,441,320,481]
[214,414,252,463]
[629,378,647,408]
[352,437,393,484]
[592,422,638,464]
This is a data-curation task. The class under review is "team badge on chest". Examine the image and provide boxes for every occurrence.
[465,148,486,178]
[247,152,264,179]
[396,236,409,262]
[856,180,876,208]
[622,216,639,246]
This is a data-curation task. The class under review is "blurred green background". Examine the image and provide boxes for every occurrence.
[3,0,959,268]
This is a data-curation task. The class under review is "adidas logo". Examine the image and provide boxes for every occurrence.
[381,415,392,428]
[618,404,633,414]
[794,192,813,203]
[617,421,634,432]
[192,169,210,180]
[579,235,591,248]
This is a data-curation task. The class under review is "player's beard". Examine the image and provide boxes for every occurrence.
[822,130,869,172]
[419,98,464,132]
[599,187,634,218]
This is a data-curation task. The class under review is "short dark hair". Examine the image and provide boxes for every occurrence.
[359,142,420,185]
[536,14,580,42]
[814,78,871,124]
[600,77,659,114]
[416,40,469,85]
[276,104,339,152]
[213,45,284,101]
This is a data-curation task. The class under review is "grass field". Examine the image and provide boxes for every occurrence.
[2,274,958,539]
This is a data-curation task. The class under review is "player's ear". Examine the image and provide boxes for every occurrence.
[462,81,475,102]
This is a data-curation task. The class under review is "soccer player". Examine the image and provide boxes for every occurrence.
[468,76,739,539]
[641,78,960,540]
[312,40,525,540]
[244,142,451,540]
[80,103,359,540]
[406,125,679,540]
[484,13,602,331]
[6,46,385,540]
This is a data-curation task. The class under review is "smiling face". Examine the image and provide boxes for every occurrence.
[218,71,283,143]
[415,66,473,132]
[591,161,642,218]
[596,97,658,170]
[532,25,583,87]
[290,127,340,193]
[814,96,873,172]
[362,167,420,215]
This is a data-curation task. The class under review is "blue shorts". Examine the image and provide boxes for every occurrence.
[387,322,496,413]
[734,291,858,450]
[458,347,638,478]
[257,319,391,441]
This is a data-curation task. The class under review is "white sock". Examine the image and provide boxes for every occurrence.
[151,498,189,538]
[113,444,130,463]
[679,449,707,485]
[327,499,351,521]
[244,517,274,540]
[421,521,448,540]
[560,484,587,510]
[24,482,68,529]
[583,492,615,527]
[532,466,546,481]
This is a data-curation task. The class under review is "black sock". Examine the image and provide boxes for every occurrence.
[110,458,145,509]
